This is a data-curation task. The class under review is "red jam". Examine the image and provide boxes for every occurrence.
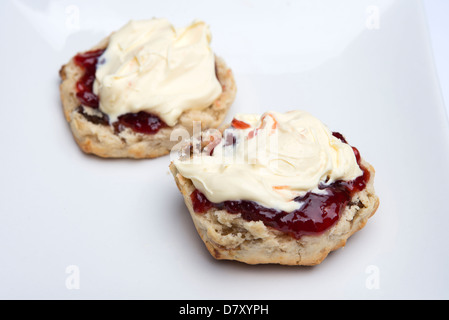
[113,112,167,135]
[73,49,105,108]
[73,49,166,134]
[190,132,370,239]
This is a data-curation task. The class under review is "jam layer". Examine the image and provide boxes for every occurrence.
[74,49,104,108]
[190,133,370,239]
[73,49,166,134]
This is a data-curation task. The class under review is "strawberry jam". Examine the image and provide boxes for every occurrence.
[73,49,105,108]
[114,111,167,135]
[190,133,370,239]
[73,49,166,134]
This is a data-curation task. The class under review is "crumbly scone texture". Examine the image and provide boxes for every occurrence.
[59,38,237,159]
[169,160,379,266]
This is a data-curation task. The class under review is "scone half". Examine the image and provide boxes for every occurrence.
[170,111,379,266]
[59,19,236,159]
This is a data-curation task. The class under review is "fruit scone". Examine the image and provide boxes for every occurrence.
[59,18,236,158]
[170,110,379,265]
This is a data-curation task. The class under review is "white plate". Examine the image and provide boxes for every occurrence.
[1,0,448,299]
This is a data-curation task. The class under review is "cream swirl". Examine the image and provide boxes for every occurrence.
[93,18,222,126]
[173,110,363,212]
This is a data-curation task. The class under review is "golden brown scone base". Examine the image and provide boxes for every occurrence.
[59,38,236,159]
[170,161,379,266]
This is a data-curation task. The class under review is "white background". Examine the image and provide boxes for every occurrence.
[0,0,448,300]
[424,0,449,119]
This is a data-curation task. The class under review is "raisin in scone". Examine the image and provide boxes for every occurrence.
[170,111,379,265]
[59,19,236,158]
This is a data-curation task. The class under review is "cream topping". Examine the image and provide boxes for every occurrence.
[93,18,222,126]
[173,110,363,212]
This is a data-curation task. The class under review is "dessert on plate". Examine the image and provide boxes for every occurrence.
[170,110,379,265]
[59,18,236,158]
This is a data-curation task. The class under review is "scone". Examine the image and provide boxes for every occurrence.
[170,111,379,265]
[59,19,236,158]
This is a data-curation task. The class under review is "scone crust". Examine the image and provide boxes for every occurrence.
[59,38,237,159]
[169,160,379,266]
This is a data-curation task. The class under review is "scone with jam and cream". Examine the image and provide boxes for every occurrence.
[170,110,379,265]
[59,18,236,158]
